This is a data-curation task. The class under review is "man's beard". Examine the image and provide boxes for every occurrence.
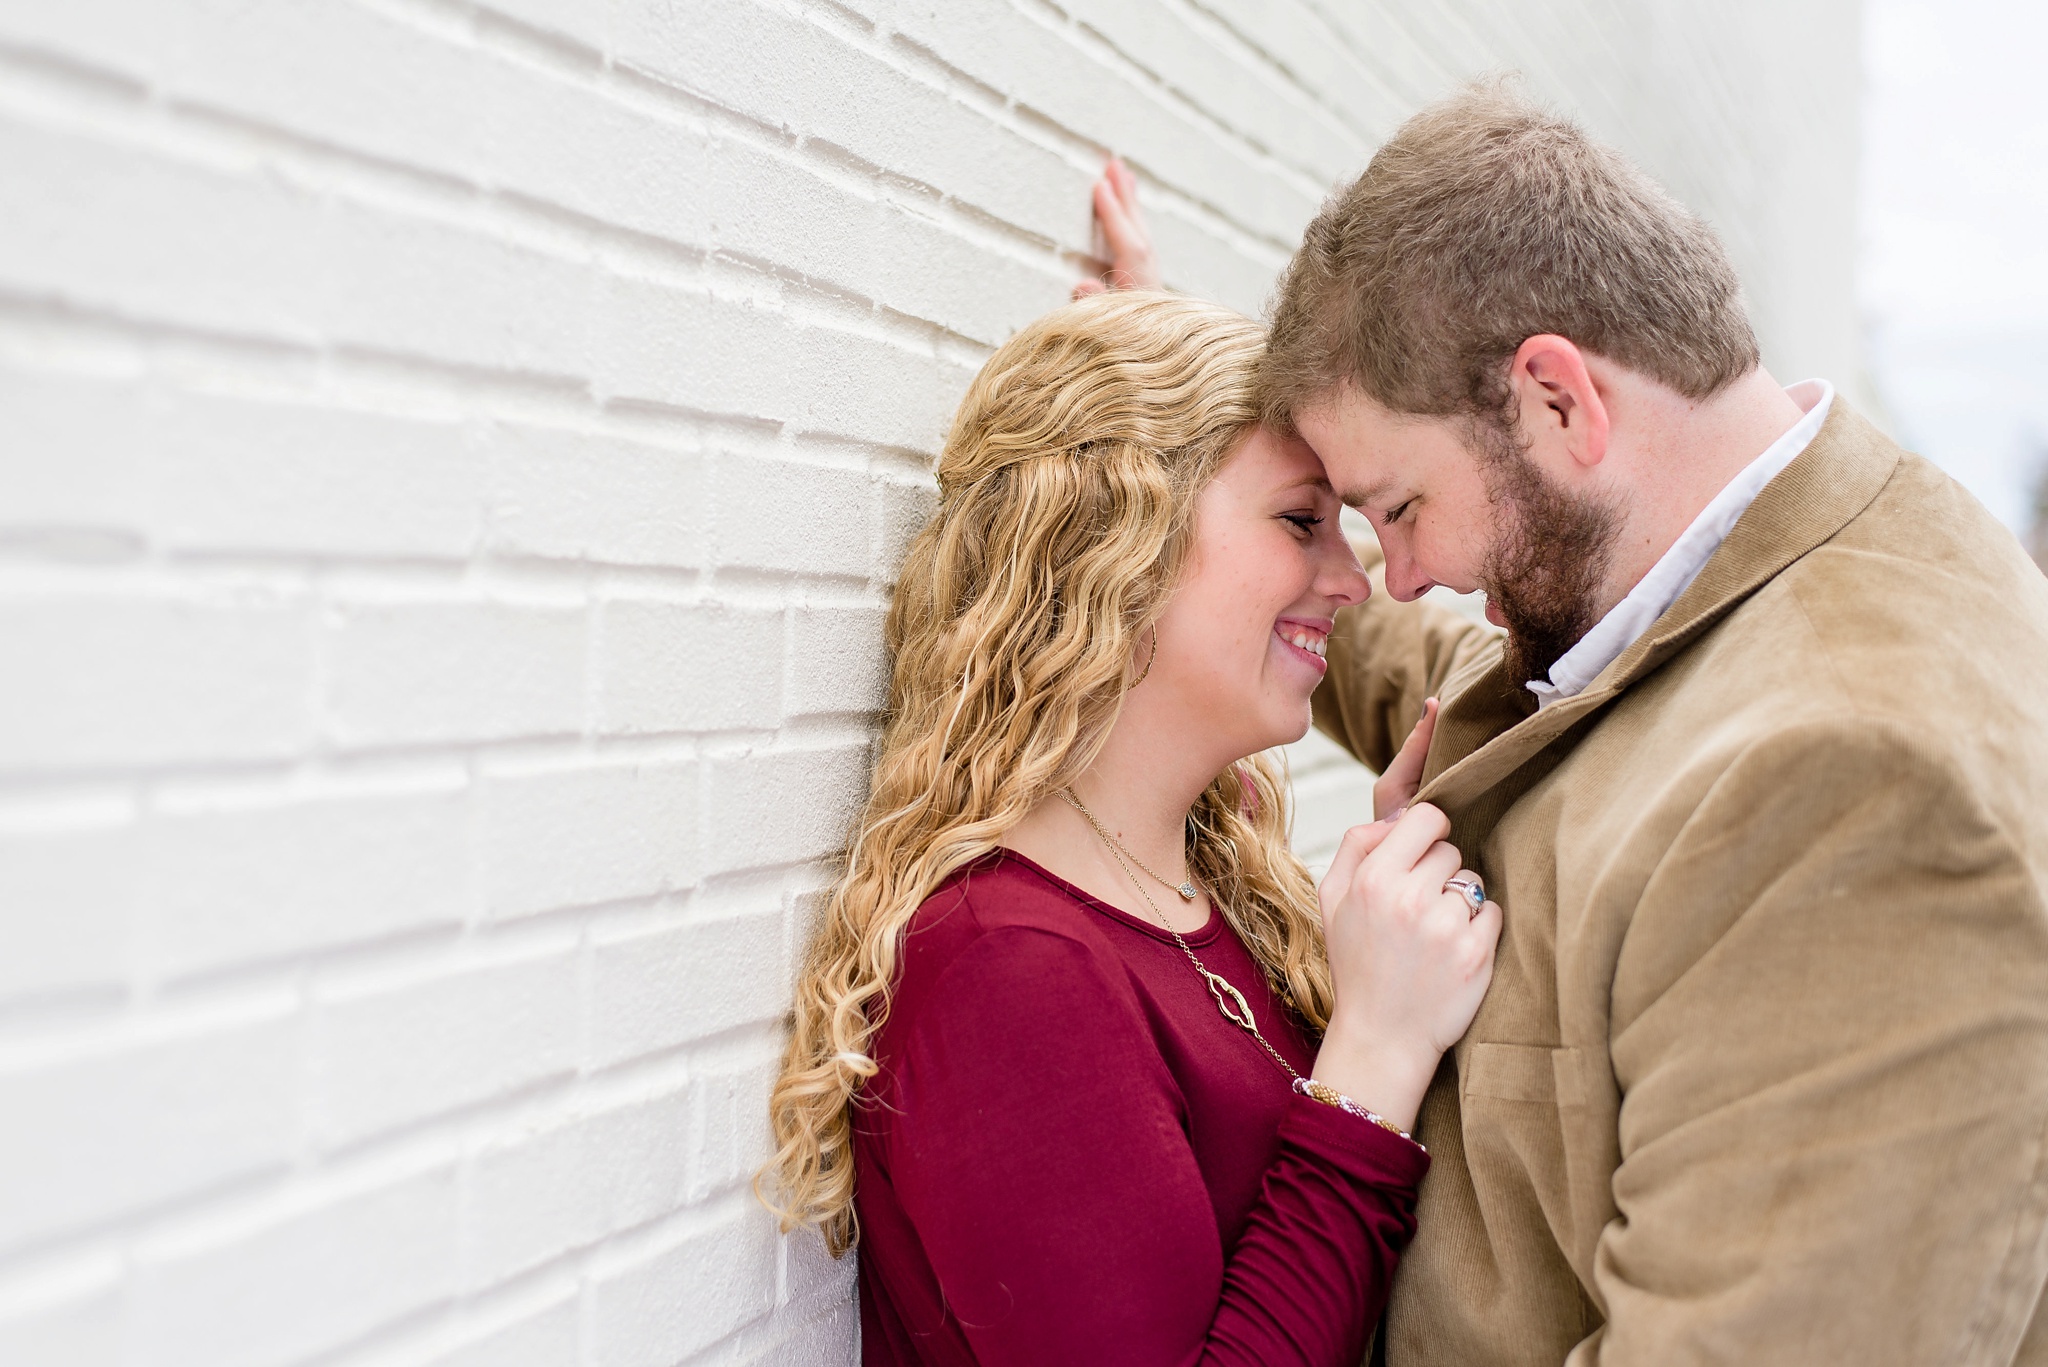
[1474,425,1624,688]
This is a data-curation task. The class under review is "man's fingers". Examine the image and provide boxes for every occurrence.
[1071,278,1106,300]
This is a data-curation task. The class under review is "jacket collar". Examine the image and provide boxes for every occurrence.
[1416,400,1903,821]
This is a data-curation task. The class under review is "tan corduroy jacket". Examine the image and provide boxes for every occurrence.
[1312,401,2048,1366]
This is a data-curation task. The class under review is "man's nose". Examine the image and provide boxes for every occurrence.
[1381,545,1437,603]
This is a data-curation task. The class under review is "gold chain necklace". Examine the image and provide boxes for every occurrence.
[1075,803,1199,901]
[1057,789,1302,1083]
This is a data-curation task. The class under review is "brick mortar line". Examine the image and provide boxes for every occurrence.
[1048,0,1373,175]
[0,548,892,597]
[385,0,1294,273]
[0,564,891,622]
[0,47,1008,367]
[830,0,1329,225]
[1010,0,1332,203]
[1295,0,1472,107]
[316,1275,581,1367]
[0,716,880,799]
[629,0,1316,255]
[0,294,955,486]
[308,1267,594,1367]
[0,1005,788,1277]
[1173,0,1386,143]
[679,1289,860,1367]
[0,19,1056,302]
[843,0,1308,259]
[0,293,959,472]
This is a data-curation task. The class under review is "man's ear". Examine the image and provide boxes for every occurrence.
[1508,335,1608,469]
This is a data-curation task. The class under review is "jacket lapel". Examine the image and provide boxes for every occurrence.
[1415,400,1903,831]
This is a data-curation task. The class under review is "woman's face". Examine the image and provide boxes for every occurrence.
[1147,427,1371,758]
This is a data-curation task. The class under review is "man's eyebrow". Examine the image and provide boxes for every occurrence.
[1339,478,1398,508]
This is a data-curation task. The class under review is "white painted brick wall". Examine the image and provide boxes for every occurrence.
[0,1,1857,1362]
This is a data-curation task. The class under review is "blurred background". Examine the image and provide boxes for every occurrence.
[1862,0,2048,559]
[0,1,2038,1364]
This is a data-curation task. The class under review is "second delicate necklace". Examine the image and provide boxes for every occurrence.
[1057,789,1302,1083]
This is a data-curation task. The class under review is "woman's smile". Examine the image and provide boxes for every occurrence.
[1275,617,1332,671]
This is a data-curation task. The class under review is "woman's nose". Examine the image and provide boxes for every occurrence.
[1320,540,1373,608]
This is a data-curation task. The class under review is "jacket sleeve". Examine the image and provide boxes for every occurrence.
[1312,536,1502,774]
[887,925,1428,1367]
[1576,717,2048,1366]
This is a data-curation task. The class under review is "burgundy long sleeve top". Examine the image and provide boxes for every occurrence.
[852,849,1429,1366]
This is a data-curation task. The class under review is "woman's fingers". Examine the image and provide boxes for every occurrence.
[1093,174,1138,249]
[1366,801,1452,874]
[1320,818,1395,914]
[1414,839,1462,893]
[1373,697,1438,820]
[1110,154,1140,209]
[1086,157,1161,291]
[1460,897,1504,990]
[1468,896,1503,949]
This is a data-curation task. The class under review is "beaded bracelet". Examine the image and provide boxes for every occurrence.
[1292,1077,1426,1153]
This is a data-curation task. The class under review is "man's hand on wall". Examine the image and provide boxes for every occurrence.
[1073,156,1161,299]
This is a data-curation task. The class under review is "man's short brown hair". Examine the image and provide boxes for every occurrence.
[1263,80,1760,433]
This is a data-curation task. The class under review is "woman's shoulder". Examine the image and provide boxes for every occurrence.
[892,849,1127,1006]
[907,848,1110,951]
[863,852,1172,1145]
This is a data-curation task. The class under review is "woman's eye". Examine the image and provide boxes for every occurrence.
[1281,512,1324,535]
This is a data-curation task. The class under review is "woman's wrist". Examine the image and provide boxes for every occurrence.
[1310,1025,1441,1133]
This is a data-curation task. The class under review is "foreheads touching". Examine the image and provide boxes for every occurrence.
[1262,79,1764,684]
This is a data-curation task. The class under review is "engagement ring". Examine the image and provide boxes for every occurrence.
[1444,874,1486,917]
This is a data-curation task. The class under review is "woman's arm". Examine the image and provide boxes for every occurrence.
[886,925,1427,1367]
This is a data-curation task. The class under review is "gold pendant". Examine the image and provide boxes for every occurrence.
[1205,971,1256,1032]
[1176,881,1197,901]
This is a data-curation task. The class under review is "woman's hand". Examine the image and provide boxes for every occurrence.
[1312,802,1500,1132]
[1073,157,1161,299]
[1373,697,1438,820]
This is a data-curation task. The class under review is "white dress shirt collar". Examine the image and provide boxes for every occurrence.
[1526,380,1835,709]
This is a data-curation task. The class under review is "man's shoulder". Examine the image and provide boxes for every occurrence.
[1819,443,2046,599]
[1765,445,2048,705]
[1629,446,2048,846]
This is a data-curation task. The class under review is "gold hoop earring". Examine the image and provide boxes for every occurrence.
[1130,627,1157,689]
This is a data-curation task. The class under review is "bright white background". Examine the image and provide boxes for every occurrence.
[1862,0,2048,543]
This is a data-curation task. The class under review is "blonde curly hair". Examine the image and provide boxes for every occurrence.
[759,291,1333,1254]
